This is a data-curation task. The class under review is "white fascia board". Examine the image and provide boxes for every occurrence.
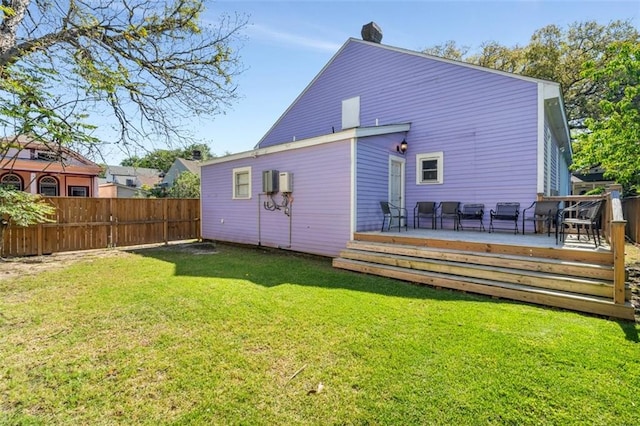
[201,123,411,167]
[537,83,545,194]
[543,82,572,158]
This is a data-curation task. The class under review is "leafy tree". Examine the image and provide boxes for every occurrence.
[0,0,246,157]
[167,171,200,198]
[572,41,640,192]
[422,21,639,130]
[120,143,212,172]
[0,187,55,257]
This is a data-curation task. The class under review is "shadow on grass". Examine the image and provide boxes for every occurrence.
[129,242,640,339]
[128,242,489,305]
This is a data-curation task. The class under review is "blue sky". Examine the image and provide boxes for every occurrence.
[107,0,640,161]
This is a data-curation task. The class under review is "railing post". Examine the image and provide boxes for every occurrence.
[612,220,626,304]
[609,190,626,305]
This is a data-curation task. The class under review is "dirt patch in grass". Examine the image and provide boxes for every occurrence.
[0,240,215,281]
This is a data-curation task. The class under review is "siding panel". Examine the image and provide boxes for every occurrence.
[201,141,352,256]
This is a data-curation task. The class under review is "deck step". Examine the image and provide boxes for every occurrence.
[332,257,635,321]
[338,248,626,299]
[345,240,613,280]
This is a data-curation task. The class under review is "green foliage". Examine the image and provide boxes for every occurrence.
[1,244,639,423]
[0,0,246,154]
[572,41,640,190]
[0,187,55,228]
[121,143,212,172]
[0,187,55,256]
[585,187,606,195]
[422,20,639,129]
[167,171,200,198]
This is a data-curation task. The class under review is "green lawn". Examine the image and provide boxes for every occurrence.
[1,243,639,425]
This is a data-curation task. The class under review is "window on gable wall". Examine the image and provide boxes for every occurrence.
[416,152,444,185]
[232,167,251,199]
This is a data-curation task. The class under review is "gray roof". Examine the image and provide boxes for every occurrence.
[106,165,162,177]
[175,158,200,175]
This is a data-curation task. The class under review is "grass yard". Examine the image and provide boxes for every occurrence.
[1,242,639,425]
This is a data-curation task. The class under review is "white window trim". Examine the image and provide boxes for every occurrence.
[232,166,252,200]
[416,151,444,185]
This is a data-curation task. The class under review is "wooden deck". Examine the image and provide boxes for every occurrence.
[333,228,635,321]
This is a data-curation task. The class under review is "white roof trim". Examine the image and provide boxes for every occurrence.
[202,123,411,167]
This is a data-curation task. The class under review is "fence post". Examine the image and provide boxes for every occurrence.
[37,223,43,256]
[163,199,169,246]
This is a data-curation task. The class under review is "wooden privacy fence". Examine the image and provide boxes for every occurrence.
[622,196,640,243]
[2,197,200,257]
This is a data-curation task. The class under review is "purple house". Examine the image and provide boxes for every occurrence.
[201,30,571,257]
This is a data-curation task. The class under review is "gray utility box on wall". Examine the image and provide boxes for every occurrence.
[279,172,293,193]
[262,170,279,193]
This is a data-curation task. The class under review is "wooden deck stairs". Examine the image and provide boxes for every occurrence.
[332,233,635,320]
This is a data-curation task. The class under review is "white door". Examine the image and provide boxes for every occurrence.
[389,157,405,228]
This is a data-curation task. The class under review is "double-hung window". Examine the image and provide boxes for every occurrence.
[416,152,444,185]
[232,167,251,199]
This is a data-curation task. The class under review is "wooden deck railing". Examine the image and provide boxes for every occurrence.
[541,188,627,305]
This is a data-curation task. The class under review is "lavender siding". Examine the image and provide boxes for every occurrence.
[355,133,406,231]
[203,38,571,257]
[201,141,352,257]
[259,40,543,230]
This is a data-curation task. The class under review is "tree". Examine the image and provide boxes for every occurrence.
[120,142,213,172]
[0,0,246,157]
[167,171,199,198]
[422,21,639,130]
[0,187,55,257]
[572,41,640,192]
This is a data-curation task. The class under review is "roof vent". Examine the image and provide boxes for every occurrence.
[361,22,382,44]
[192,150,202,160]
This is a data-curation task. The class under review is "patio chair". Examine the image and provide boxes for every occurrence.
[489,202,520,234]
[380,201,408,232]
[559,200,604,247]
[413,201,436,229]
[522,201,560,240]
[458,203,485,231]
[437,201,460,230]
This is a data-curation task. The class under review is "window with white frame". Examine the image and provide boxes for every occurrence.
[416,152,444,184]
[232,167,251,199]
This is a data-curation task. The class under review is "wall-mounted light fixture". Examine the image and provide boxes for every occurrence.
[396,138,408,155]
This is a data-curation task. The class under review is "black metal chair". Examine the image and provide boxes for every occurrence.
[522,201,560,240]
[559,200,604,247]
[380,201,408,232]
[437,201,460,230]
[413,201,436,229]
[458,203,485,231]
[489,202,520,234]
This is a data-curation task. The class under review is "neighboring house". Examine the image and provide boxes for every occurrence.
[0,135,101,197]
[100,165,162,197]
[97,178,141,198]
[162,158,200,187]
[571,167,616,195]
[200,27,572,257]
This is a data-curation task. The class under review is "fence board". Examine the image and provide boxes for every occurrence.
[2,197,200,257]
[622,197,640,243]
